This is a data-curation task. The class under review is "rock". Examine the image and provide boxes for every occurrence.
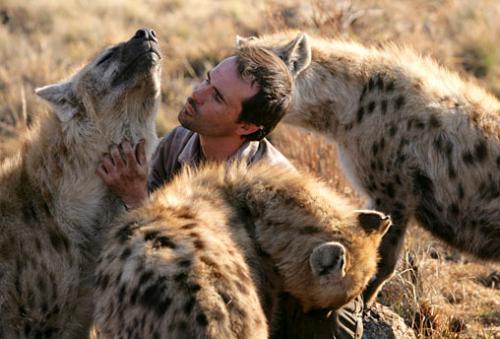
[363,303,416,339]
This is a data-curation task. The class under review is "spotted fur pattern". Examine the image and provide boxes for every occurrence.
[237,31,500,304]
[0,30,160,338]
[92,162,391,338]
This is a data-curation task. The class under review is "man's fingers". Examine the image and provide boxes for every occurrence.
[96,164,110,183]
[136,140,147,167]
[122,141,136,166]
[110,146,125,168]
[101,155,115,174]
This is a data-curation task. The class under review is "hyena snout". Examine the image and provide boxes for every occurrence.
[310,242,346,278]
[111,28,162,88]
[123,27,161,61]
[133,28,158,43]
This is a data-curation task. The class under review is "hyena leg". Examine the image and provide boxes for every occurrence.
[363,210,409,305]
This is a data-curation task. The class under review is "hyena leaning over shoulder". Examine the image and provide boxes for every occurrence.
[92,162,392,339]
[237,31,500,304]
[0,28,161,338]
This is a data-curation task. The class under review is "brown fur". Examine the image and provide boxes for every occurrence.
[237,31,500,304]
[92,162,391,339]
[0,29,160,338]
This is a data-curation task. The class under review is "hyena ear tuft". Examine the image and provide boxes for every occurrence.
[281,33,312,76]
[35,82,79,122]
[357,210,392,235]
[235,35,257,48]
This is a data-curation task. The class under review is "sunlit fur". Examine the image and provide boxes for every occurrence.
[238,31,500,304]
[93,162,390,339]
[0,31,160,338]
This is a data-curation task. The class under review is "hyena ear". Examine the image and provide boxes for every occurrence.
[35,82,79,122]
[235,35,257,48]
[280,33,312,76]
[356,210,392,235]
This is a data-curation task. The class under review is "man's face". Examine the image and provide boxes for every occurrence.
[178,56,259,137]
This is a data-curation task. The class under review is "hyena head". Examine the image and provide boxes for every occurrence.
[236,32,311,78]
[237,32,358,136]
[294,210,391,311]
[35,28,161,141]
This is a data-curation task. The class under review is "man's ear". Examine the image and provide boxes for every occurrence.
[35,82,79,122]
[280,33,312,76]
[236,121,260,137]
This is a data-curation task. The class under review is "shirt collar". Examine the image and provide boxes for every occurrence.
[177,133,261,165]
[178,133,202,165]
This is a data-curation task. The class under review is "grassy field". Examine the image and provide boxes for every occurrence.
[1,0,499,337]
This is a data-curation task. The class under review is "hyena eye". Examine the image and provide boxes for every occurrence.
[57,98,68,105]
[97,52,113,66]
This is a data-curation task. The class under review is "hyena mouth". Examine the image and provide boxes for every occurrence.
[126,47,161,69]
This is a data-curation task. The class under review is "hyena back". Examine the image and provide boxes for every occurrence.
[93,162,391,339]
[237,32,500,304]
[0,29,161,338]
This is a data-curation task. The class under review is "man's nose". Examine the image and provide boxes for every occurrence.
[192,83,210,104]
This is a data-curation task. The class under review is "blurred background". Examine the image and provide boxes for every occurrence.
[0,0,499,337]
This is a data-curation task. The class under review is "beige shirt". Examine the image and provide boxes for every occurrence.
[148,126,294,192]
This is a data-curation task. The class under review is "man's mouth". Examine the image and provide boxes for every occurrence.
[185,99,197,116]
[182,106,192,117]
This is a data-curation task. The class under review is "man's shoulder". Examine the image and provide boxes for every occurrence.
[254,138,295,171]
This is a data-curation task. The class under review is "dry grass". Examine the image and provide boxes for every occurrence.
[1,0,499,337]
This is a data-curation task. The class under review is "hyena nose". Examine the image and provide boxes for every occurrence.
[309,242,346,277]
[133,28,158,43]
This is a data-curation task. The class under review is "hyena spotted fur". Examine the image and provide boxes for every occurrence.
[237,32,500,304]
[0,29,160,338]
[92,162,391,339]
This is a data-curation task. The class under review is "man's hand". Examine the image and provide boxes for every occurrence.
[96,140,148,210]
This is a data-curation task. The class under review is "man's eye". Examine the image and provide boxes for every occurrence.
[213,92,222,102]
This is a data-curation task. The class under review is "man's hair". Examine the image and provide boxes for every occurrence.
[235,46,293,141]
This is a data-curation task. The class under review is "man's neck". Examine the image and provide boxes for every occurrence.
[199,135,246,162]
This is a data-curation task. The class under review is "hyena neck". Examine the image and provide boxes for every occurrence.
[24,113,155,231]
[223,168,295,230]
[225,172,309,281]
[288,62,363,141]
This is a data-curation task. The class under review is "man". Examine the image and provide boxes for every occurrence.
[97,45,363,339]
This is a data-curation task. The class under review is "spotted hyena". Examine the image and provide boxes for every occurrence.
[0,29,160,338]
[92,162,391,338]
[237,32,500,304]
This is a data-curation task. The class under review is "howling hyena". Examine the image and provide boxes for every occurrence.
[0,29,160,338]
[92,162,391,339]
[237,32,500,304]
